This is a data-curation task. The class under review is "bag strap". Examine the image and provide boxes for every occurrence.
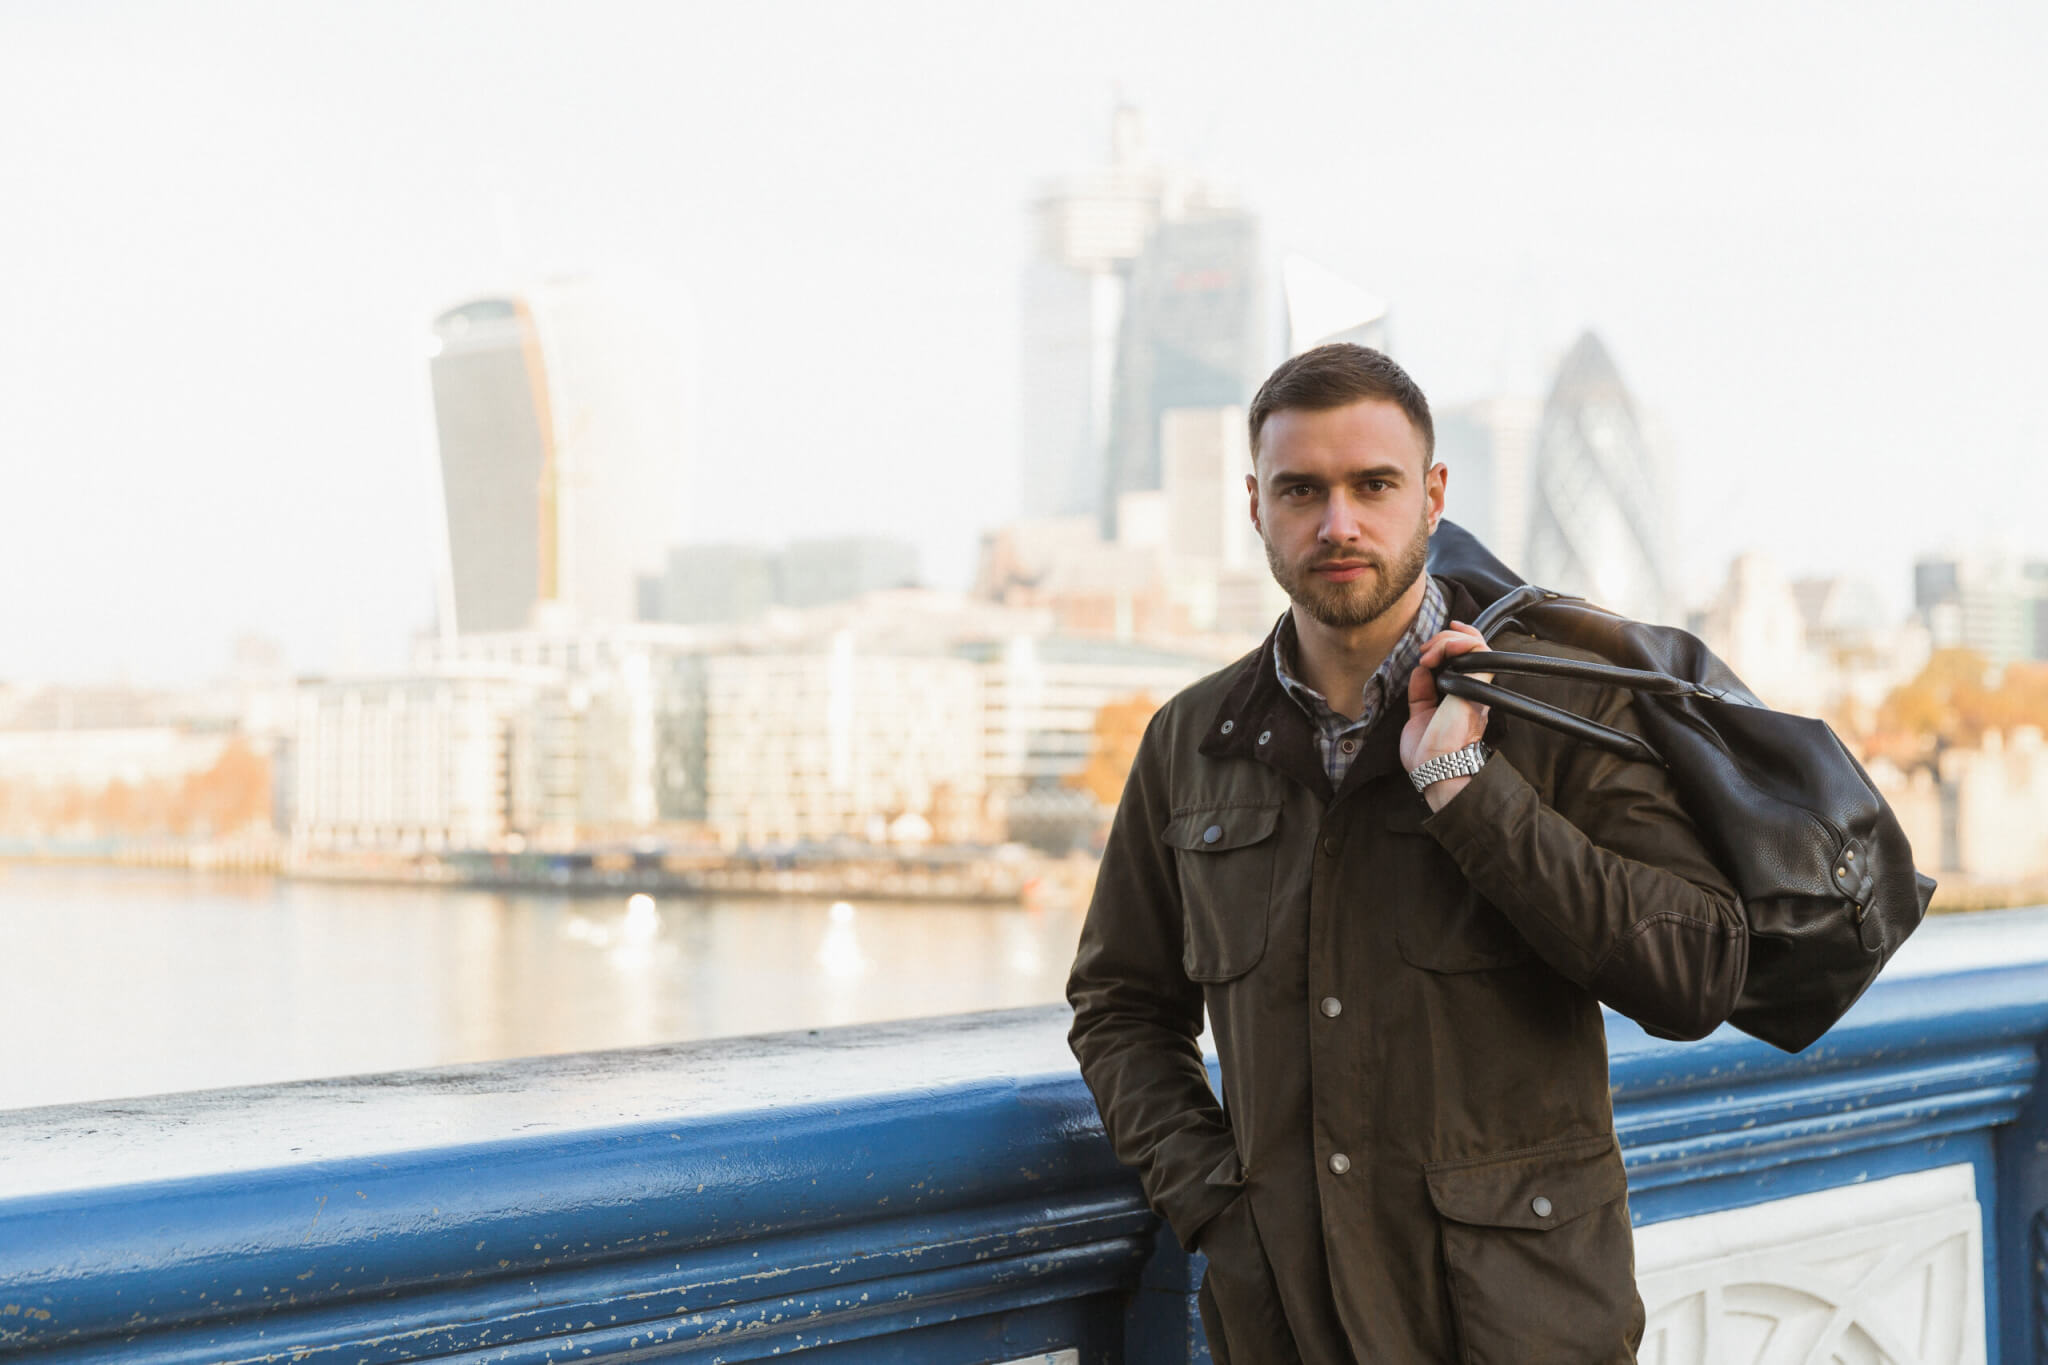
[1436,582,1724,765]
[1448,649,1708,696]
[1469,582,1562,637]
[1464,584,1741,703]
[1437,670,1664,764]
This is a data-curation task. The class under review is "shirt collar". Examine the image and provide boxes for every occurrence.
[1272,574,1448,719]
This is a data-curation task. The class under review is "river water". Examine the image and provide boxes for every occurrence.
[15,863,2045,1115]
[0,864,1093,1111]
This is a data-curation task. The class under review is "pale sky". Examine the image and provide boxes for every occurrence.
[5,0,2044,683]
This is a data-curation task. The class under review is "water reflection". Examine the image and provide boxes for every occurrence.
[0,865,1090,1110]
[816,902,868,982]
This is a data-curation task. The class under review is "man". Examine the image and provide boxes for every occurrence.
[1066,344,1745,1363]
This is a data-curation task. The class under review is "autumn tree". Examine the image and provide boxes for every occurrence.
[1069,693,1160,807]
[0,739,274,841]
[1868,650,2048,761]
[174,738,272,837]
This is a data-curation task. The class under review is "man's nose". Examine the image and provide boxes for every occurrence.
[1319,490,1364,544]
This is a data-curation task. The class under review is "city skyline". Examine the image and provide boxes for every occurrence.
[4,2,2044,683]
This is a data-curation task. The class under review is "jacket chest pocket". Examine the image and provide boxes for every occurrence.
[1162,803,1280,982]
[1382,800,1534,973]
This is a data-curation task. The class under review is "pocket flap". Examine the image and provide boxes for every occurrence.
[1162,804,1280,853]
[1425,1136,1625,1231]
[1205,1147,1246,1188]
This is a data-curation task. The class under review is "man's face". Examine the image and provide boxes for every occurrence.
[1248,399,1446,630]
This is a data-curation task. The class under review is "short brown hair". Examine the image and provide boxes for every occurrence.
[1247,343,1434,465]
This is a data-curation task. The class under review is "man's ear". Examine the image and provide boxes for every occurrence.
[1244,471,1261,533]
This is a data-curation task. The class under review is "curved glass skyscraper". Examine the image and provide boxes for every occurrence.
[1524,332,1671,623]
[430,299,554,635]
[429,281,686,634]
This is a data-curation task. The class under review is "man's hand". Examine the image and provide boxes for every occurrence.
[1402,621,1493,812]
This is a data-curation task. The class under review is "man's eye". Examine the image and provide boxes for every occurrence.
[1286,484,1315,498]
[1363,479,1391,493]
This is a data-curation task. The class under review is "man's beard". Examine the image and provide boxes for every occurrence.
[1262,509,1432,630]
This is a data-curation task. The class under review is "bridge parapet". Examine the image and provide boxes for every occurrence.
[4,911,2048,1363]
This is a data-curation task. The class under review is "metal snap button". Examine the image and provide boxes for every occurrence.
[1320,997,1342,1018]
[1531,1196,1553,1218]
[1328,1153,1351,1175]
[1257,730,1271,745]
[1202,825,1222,845]
[1220,720,1234,735]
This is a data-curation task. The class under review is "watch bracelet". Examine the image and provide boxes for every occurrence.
[1408,740,1488,792]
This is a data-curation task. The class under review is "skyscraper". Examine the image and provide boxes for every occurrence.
[1160,406,1288,634]
[429,299,553,635]
[1160,407,1259,570]
[1101,201,1266,535]
[1019,109,1272,538]
[429,279,686,635]
[1523,332,1672,623]
[1018,107,1166,525]
[1436,396,1540,573]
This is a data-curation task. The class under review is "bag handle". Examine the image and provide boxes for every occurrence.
[1464,584,1740,702]
[1434,583,1726,765]
[1436,670,1664,764]
[1447,649,1709,697]
[1470,582,1560,638]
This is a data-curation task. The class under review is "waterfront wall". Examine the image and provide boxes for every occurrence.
[4,956,2048,1363]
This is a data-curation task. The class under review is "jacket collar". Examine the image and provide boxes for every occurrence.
[1198,612,1333,800]
[1197,576,1497,803]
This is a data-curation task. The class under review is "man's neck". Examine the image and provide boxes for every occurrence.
[1289,576,1430,721]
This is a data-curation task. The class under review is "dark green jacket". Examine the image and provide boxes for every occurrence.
[1067,579,1745,1364]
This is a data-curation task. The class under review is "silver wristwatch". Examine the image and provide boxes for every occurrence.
[1408,739,1491,792]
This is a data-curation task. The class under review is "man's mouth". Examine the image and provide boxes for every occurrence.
[1311,560,1374,582]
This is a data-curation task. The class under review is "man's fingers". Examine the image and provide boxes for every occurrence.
[1408,650,1440,707]
[1419,625,1487,664]
[1419,623,1493,685]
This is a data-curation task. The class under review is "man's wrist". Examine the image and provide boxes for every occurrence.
[1421,773,1473,813]
[1408,739,1491,793]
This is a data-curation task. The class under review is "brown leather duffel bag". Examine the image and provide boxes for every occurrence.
[1428,520,1936,1054]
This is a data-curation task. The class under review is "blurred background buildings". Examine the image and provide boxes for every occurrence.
[2,105,2043,904]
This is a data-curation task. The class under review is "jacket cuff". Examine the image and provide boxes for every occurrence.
[1418,750,1526,865]
[1149,1128,1248,1251]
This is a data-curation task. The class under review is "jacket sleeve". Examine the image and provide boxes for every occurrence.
[1066,710,1243,1249]
[1421,684,1748,1041]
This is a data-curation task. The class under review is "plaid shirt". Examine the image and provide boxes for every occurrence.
[1273,575,1449,787]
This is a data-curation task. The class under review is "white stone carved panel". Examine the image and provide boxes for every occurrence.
[1634,1165,1985,1365]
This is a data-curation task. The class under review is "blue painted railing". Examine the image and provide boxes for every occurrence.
[5,955,2048,1363]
